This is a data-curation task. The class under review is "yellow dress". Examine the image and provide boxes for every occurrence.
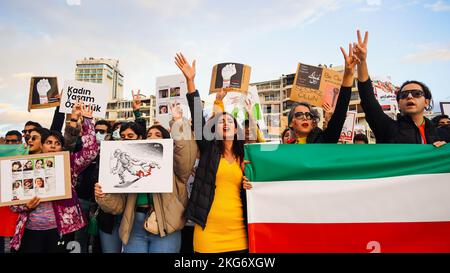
[193,158,248,253]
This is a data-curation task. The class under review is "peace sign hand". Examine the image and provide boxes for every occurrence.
[132,89,141,110]
[353,30,368,63]
[340,43,361,74]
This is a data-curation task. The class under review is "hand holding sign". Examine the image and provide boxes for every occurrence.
[170,99,183,121]
[71,100,83,122]
[81,102,94,119]
[215,89,228,101]
[132,90,141,110]
[37,79,51,104]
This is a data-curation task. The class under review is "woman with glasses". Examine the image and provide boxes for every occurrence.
[285,42,357,144]
[352,30,445,146]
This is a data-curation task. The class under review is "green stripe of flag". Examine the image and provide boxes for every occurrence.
[0,144,28,157]
[244,144,450,182]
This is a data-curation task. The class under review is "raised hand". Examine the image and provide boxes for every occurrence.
[340,43,360,87]
[81,102,94,119]
[175,53,196,81]
[353,30,368,63]
[221,64,237,88]
[340,43,360,73]
[174,52,196,93]
[131,90,142,110]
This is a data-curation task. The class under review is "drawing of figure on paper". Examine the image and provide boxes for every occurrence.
[111,149,161,186]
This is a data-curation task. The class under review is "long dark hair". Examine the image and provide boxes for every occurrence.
[214,112,245,163]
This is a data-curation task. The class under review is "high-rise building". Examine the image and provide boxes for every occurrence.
[75,57,124,101]
[106,95,157,128]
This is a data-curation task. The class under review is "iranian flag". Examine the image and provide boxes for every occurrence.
[244,144,450,253]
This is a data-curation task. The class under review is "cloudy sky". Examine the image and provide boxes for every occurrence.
[1,0,450,135]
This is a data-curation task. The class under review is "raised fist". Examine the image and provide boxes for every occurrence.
[36,79,51,104]
[221,64,237,88]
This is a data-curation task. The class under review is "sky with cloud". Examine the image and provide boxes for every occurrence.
[1,0,450,135]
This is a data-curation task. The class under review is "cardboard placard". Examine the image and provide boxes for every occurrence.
[99,140,174,193]
[59,80,108,118]
[209,63,251,93]
[0,151,72,207]
[155,74,191,129]
[28,77,60,111]
[291,63,343,107]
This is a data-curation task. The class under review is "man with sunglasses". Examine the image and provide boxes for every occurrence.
[22,121,42,143]
[5,130,23,145]
[353,30,444,146]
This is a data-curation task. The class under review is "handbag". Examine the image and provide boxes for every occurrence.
[143,193,159,235]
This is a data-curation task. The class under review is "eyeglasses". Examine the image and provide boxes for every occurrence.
[30,136,40,142]
[294,112,314,120]
[22,129,33,134]
[5,139,21,144]
[95,129,107,134]
[398,89,424,99]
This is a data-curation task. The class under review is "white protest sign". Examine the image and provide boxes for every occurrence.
[155,74,190,129]
[60,80,108,118]
[339,111,357,143]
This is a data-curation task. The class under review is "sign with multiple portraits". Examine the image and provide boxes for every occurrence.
[209,63,252,93]
[291,63,343,108]
[99,140,174,193]
[28,77,60,111]
[155,74,191,129]
[59,80,108,118]
[0,152,72,207]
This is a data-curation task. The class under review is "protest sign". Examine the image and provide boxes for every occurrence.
[339,111,357,143]
[0,151,72,207]
[59,80,108,118]
[99,140,173,193]
[290,63,343,107]
[372,76,399,111]
[440,102,450,115]
[28,76,60,111]
[155,74,191,129]
[209,63,251,93]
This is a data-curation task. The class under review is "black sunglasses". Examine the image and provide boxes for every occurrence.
[22,129,32,134]
[95,129,107,134]
[294,111,313,120]
[398,89,424,100]
[5,139,21,144]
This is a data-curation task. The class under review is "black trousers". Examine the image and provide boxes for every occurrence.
[18,229,74,253]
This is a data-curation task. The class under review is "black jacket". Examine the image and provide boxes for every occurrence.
[437,126,450,142]
[288,85,352,143]
[185,90,247,229]
[358,79,441,144]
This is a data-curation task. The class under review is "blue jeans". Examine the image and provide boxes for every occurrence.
[123,212,181,253]
[98,216,122,253]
